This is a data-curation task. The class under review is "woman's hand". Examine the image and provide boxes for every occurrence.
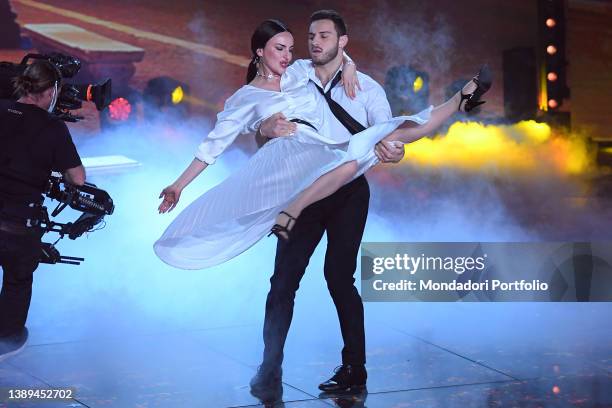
[260,112,297,138]
[158,184,183,213]
[157,159,207,213]
[341,61,361,99]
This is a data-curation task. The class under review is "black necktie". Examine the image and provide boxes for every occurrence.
[312,71,366,135]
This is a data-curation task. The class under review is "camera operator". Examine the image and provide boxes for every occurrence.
[0,60,85,360]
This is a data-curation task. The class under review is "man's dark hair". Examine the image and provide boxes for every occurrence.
[12,60,62,98]
[310,9,347,37]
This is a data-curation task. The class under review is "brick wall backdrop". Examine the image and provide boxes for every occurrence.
[3,0,611,138]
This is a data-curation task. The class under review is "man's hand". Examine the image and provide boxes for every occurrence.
[259,112,297,139]
[63,165,86,186]
[375,139,405,163]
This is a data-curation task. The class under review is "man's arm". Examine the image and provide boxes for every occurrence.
[63,165,85,186]
[365,80,405,163]
[52,122,87,185]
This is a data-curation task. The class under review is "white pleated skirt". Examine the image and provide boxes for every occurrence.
[154,107,432,269]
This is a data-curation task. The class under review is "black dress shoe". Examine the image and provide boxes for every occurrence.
[318,364,367,394]
[249,364,283,402]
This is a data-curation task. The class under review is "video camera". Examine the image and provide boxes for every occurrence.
[39,175,115,265]
[0,52,112,122]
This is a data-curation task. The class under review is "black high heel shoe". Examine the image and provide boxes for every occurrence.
[268,211,297,241]
[459,64,492,113]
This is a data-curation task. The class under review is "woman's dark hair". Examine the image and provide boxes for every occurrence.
[246,19,292,84]
[310,9,347,37]
[12,60,62,98]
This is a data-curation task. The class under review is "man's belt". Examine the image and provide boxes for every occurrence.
[0,197,43,222]
[0,217,39,236]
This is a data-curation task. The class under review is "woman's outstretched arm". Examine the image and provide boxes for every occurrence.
[158,158,208,213]
[157,90,253,213]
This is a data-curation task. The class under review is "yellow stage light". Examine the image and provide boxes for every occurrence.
[171,86,184,105]
[413,76,424,93]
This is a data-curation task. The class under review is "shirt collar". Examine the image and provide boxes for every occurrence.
[307,60,344,93]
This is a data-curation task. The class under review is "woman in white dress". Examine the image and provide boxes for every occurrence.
[154,19,490,269]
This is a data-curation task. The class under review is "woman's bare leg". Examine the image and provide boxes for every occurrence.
[386,79,478,144]
[274,161,359,239]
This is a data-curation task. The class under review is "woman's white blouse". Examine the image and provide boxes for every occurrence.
[194,61,318,165]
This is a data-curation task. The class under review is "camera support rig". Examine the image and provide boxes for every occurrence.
[38,176,115,265]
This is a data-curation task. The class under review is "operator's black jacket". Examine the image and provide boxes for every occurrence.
[0,99,81,220]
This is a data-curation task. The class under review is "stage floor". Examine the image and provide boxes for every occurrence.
[2,302,612,407]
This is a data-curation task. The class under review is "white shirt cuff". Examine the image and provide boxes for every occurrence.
[195,148,215,165]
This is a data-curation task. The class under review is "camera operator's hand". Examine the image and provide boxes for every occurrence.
[158,184,182,213]
[63,165,86,186]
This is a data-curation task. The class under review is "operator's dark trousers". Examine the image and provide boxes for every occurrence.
[0,229,40,337]
[262,175,369,367]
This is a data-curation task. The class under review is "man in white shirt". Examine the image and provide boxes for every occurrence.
[250,10,403,398]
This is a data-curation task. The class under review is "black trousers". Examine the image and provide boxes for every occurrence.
[262,175,369,367]
[0,229,40,337]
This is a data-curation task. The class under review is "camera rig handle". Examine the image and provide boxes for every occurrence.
[40,242,85,265]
